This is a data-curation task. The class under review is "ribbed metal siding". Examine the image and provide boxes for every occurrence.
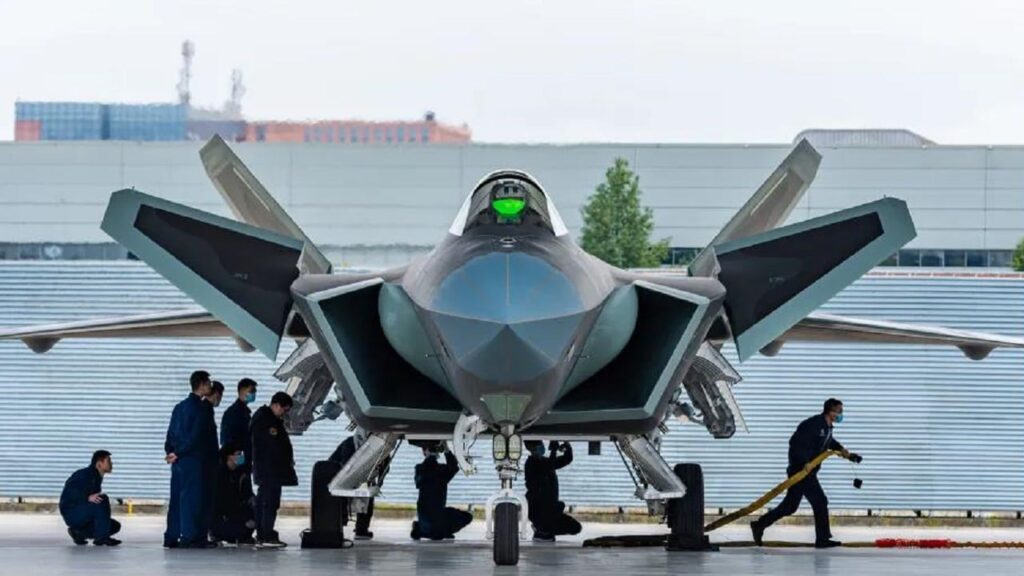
[1,262,1023,509]
[2,142,1023,251]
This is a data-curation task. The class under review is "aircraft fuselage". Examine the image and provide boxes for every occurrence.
[398,224,624,428]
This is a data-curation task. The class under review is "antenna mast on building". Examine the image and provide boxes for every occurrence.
[224,69,246,118]
[177,40,195,106]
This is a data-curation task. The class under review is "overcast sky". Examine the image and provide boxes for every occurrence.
[2,0,1024,144]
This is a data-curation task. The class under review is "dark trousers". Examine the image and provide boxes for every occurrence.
[354,498,374,534]
[419,507,473,539]
[199,459,215,541]
[166,457,205,544]
[255,481,282,542]
[756,473,832,543]
[211,516,254,543]
[165,463,180,544]
[63,498,121,541]
[532,511,581,537]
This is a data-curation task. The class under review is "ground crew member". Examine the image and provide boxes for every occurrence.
[59,450,121,546]
[328,432,375,540]
[525,441,581,541]
[200,380,225,540]
[210,446,256,545]
[410,443,472,541]
[222,378,257,466]
[164,370,219,549]
[750,398,862,549]
[208,381,225,408]
[251,392,297,548]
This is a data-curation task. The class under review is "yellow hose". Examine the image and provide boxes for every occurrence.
[704,450,843,533]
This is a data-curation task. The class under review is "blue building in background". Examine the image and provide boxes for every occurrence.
[15,101,187,141]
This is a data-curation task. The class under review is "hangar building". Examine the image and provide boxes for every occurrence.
[1,133,1022,512]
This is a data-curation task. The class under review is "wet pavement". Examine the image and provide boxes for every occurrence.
[1,513,1022,575]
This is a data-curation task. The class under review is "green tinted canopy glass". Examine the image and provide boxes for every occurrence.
[492,197,526,218]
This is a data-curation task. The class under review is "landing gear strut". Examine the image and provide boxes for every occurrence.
[485,431,528,566]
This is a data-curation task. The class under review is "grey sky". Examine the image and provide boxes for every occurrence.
[2,0,1023,144]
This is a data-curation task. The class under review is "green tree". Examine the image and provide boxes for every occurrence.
[1014,237,1024,272]
[580,158,670,268]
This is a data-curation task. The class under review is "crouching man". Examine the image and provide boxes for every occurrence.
[59,450,121,546]
[211,446,256,545]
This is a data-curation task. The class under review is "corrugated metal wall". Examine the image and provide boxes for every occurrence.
[1,262,1023,510]
[2,142,1023,251]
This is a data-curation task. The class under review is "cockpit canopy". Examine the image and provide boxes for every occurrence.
[448,170,569,237]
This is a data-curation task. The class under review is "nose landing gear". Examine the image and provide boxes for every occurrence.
[451,416,527,566]
[486,431,528,566]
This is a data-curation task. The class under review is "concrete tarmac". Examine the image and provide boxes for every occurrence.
[1,513,1022,575]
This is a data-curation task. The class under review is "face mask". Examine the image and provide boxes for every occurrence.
[835,413,844,424]
[245,392,256,404]
[235,453,245,466]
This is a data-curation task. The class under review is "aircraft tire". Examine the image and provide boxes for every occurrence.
[493,501,520,566]
[669,463,704,536]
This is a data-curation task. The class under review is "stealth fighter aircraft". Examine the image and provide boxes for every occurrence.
[3,137,1023,563]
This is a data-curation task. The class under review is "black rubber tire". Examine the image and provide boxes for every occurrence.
[310,461,345,532]
[493,501,520,566]
[669,463,704,536]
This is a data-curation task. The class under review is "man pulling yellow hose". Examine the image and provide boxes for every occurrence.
[741,398,862,549]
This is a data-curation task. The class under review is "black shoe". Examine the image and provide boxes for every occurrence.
[163,539,179,549]
[354,531,373,540]
[815,540,842,549]
[237,536,256,546]
[410,521,421,541]
[750,521,764,546]
[94,537,122,547]
[533,532,555,542]
[68,528,89,546]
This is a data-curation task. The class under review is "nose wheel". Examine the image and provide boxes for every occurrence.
[451,419,527,566]
[486,489,528,566]
[493,501,520,565]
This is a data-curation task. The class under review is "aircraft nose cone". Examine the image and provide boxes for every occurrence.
[429,252,585,381]
[433,313,583,381]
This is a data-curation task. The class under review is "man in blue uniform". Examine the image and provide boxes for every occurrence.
[164,370,219,548]
[251,392,297,548]
[221,378,257,466]
[524,441,581,542]
[60,450,121,546]
[750,398,862,549]
[410,443,472,541]
[211,446,256,545]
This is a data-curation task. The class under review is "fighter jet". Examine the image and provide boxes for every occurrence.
[3,137,1022,564]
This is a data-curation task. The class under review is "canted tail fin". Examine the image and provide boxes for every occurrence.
[200,135,331,274]
[691,139,821,276]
